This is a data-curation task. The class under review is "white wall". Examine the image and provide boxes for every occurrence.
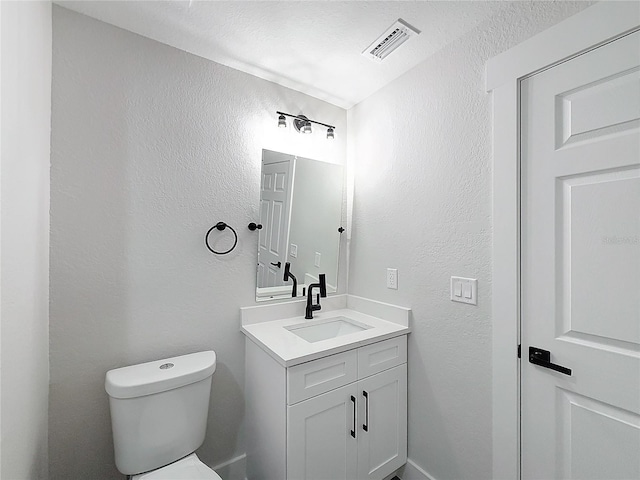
[0,1,52,478]
[347,2,592,479]
[49,6,346,479]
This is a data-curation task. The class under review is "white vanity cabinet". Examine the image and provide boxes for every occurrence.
[287,382,359,480]
[356,364,408,479]
[245,335,408,480]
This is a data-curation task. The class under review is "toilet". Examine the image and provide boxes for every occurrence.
[105,351,222,479]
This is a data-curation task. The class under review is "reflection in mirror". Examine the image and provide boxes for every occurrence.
[256,149,343,302]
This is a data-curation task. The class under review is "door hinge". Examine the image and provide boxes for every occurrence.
[517,344,521,358]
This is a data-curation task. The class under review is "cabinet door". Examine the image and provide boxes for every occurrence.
[287,383,358,480]
[357,364,407,480]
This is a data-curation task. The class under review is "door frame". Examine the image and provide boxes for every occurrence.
[486,3,640,478]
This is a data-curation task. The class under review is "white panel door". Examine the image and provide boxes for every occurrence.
[258,160,292,287]
[287,383,358,480]
[357,364,407,480]
[521,31,640,480]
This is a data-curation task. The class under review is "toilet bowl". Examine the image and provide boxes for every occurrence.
[133,453,221,480]
[106,351,220,479]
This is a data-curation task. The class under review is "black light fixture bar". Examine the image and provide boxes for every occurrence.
[276,111,336,130]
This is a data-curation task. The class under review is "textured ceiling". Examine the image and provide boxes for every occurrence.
[56,1,512,109]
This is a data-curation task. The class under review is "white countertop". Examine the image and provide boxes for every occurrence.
[241,306,410,367]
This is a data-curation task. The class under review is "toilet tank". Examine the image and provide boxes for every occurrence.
[105,351,216,475]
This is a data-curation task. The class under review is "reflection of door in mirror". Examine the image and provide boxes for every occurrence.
[257,149,343,302]
[257,153,293,288]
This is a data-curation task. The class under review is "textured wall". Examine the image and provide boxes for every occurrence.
[1,1,51,478]
[347,2,591,479]
[49,7,346,479]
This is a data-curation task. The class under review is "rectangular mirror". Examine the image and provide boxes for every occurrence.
[256,149,343,301]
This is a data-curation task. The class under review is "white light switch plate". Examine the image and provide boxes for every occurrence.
[290,244,298,258]
[451,276,477,305]
[314,252,321,267]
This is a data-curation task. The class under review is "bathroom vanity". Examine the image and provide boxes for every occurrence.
[241,295,410,480]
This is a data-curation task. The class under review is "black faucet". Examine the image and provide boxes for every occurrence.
[305,274,327,319]
[283,262,297,298]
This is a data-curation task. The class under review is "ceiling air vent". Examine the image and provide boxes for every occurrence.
[362,19,420,62]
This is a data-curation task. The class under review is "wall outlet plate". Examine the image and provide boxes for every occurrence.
[451,276,477,305]
[387,268,398,289]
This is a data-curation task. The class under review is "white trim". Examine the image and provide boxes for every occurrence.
[211,453,247,480]
[399,459,437,480]
[486,1,640,91]
[0,1,3,466]
[490,79,521,480]
[487,2,640,479]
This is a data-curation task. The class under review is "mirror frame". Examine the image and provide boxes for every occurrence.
[255,149,346,302]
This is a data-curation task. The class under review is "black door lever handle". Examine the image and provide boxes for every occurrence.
[270,261,281,268]
[529,347,572,376]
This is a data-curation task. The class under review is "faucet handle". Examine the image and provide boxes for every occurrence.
[283,262,292,281]
[283,262,297,298]
[319,274,327,297]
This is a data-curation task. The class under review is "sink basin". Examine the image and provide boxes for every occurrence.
[286,316,372,343]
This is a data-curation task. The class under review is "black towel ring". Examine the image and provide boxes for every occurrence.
[205,222,238,255]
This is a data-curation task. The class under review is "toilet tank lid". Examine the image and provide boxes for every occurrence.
[105,351,216,399]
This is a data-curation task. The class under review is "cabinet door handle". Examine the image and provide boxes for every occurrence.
[350,395,357,438]
[362,390,369,432]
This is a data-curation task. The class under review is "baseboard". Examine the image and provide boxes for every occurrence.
[212,453,246,480]
[211,454,432,480]
[399,459,438,480]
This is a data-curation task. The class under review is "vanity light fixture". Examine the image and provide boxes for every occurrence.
[276,111,336,140]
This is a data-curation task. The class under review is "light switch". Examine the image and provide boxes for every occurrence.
[451,276,478,305]
[290,244,298,258]
[314,252,321,267]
